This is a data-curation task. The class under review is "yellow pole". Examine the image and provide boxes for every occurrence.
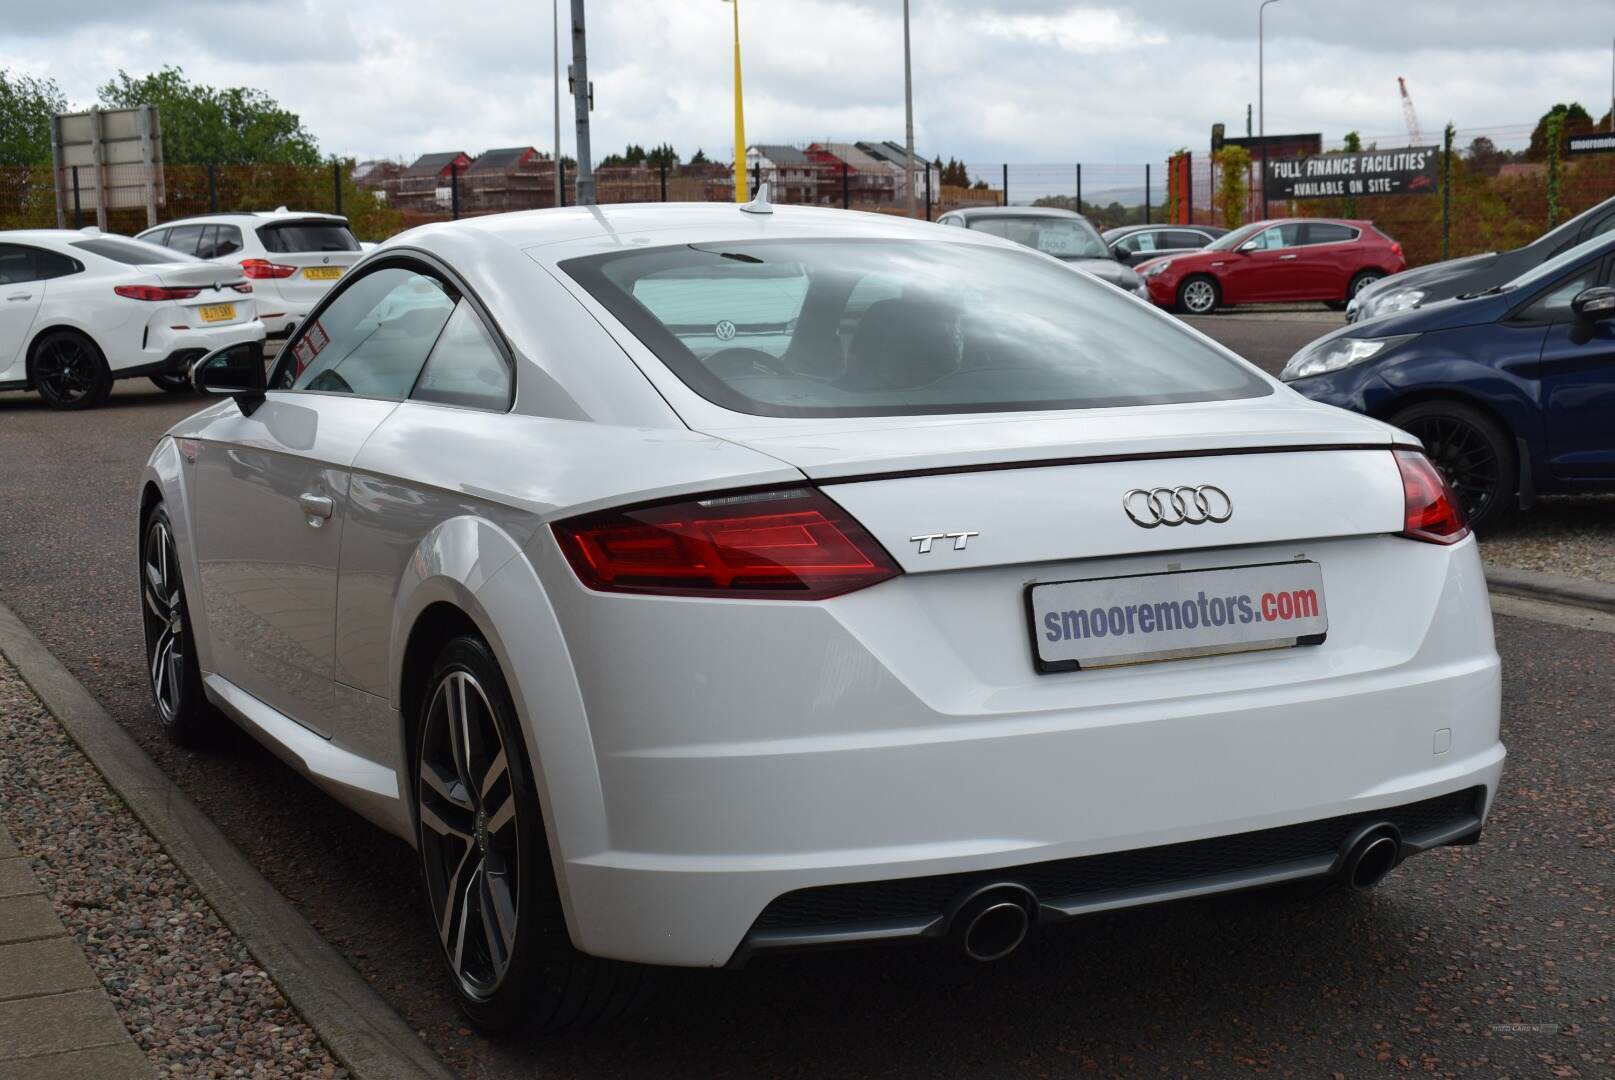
[728,0,749,201]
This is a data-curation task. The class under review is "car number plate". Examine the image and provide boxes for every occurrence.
[198,303,236,323]
[302,266,342,280]
[1027,561,1327,673]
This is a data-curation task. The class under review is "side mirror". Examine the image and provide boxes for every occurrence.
[1238,239,1262,253]
[191,340,267,415]
[1569,286,1615,345]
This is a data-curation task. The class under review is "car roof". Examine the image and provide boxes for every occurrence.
[946,206,1083,220]
[0,228,120,245]
[389,202,1045,267]
[143,209,349,230]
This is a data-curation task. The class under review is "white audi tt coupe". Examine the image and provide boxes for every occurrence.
[139,199,1503,1031]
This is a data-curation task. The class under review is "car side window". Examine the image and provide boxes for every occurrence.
[166,224,204,256]
[1166,230,1209,248]
[1302,223,1357,245]
[275,265,458,399]
[141,229,170,248]
[214,225,244,257]
[194,225,243,260]
[411,302,512,411]
[31,248,80,280]
[1585,210,1615,243]
[0,244,38,284]
[1247,224,1301,250]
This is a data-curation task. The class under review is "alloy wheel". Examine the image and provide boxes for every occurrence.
[35,337,98,405]
[418,669,521,1001]
[1352,273,1383,296]
[141,518,186,724]
[1403,415,1498,521]
[1182,279,1217,314]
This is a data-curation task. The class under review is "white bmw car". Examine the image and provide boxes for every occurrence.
[0,230,264,408]
[139,202,1503,1031]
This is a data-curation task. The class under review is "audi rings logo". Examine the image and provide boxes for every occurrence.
[1122,485,1233,528]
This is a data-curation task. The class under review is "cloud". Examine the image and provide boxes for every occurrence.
[2,0,1610,168]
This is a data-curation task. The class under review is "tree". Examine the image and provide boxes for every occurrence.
[689,148,710,165]
[0,69,66,166]
[97,66,320,165]
[647,142,678,168]
[940,157,970,188]
[1525,103,1594,161]
[1463,135,1508,176]
[1214,145,1252,229]
[1340,131,1362,218]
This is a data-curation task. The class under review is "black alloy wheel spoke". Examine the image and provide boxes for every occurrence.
[142,522,184,722]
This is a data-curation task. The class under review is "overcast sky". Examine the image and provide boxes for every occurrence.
[3,1,1612,167]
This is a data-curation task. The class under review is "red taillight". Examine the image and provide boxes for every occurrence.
[114,284,200,301]
[240,258,297,279]
[229,281,253,294]
[1396,449,1468,544]
[553,486,901,599]
[1391,241,1403,257]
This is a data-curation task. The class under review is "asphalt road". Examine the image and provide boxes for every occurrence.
[1,319,1610,1079]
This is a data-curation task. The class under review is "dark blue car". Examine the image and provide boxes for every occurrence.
[1281,232,1615,531]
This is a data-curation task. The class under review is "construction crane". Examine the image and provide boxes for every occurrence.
[1398,77,1425,145]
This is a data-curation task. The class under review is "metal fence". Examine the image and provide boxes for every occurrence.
[1,128,1610,269]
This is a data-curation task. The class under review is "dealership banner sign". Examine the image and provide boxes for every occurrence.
[1264,146,1439,200]
[1568,133,1615,155]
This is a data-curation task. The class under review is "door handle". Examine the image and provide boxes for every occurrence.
[6,293,31,301]
[298,493,334,525]
[1279,254,1298,260]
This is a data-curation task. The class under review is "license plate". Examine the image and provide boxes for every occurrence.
[198,304,236,323]
[1027,561,1328,673]
[302,266,342,281]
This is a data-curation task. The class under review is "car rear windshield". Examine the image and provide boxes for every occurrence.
[561,238,1271,418]
[71,237,197,265]
[257,221,360,253]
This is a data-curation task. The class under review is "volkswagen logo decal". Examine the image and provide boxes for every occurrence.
[1122,485,1233,528]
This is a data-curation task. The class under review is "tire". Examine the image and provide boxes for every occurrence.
[415,635,651,1032]
[140,505,213,745]
[29,330,111,410]
[149,372,195,394]
[1389,401,1517,533]
[1347,270,1384,302]
[1176,275,1220,315]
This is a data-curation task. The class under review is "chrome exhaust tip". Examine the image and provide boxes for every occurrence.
[948,883,1037,962]
[1341,825,1402,891]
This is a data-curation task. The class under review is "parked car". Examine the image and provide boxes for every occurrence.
[1103,223,1229,266]
[1283,229,1615,531]
[1350,193,1615,322]
[936,206,1149,296]
[1137,218,1405,315]
[137,209,362,350]
[0,229,262,409]
[142,203,1501,1032]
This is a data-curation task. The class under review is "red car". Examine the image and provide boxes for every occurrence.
[1136,218,1405,315]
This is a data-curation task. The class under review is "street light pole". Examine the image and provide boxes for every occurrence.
[1258,0,1284,140]
[724,0,748,202]
[902,0,915,217]
[553,0,562,206]
[570,0,594,205]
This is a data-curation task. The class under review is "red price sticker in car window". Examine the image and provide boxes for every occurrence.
[291,337,315,375]
[305,320,330,356]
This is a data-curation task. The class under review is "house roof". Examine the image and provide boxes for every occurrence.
[749,144,811,166]
[819,143,901,174]
[857,141,932,168]
[469,147,537,172]
[404,151,469,176]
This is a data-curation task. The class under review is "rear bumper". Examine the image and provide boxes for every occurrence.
[110,319,266,375]
[524,534,1503,968]
[733,785,1488,964]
